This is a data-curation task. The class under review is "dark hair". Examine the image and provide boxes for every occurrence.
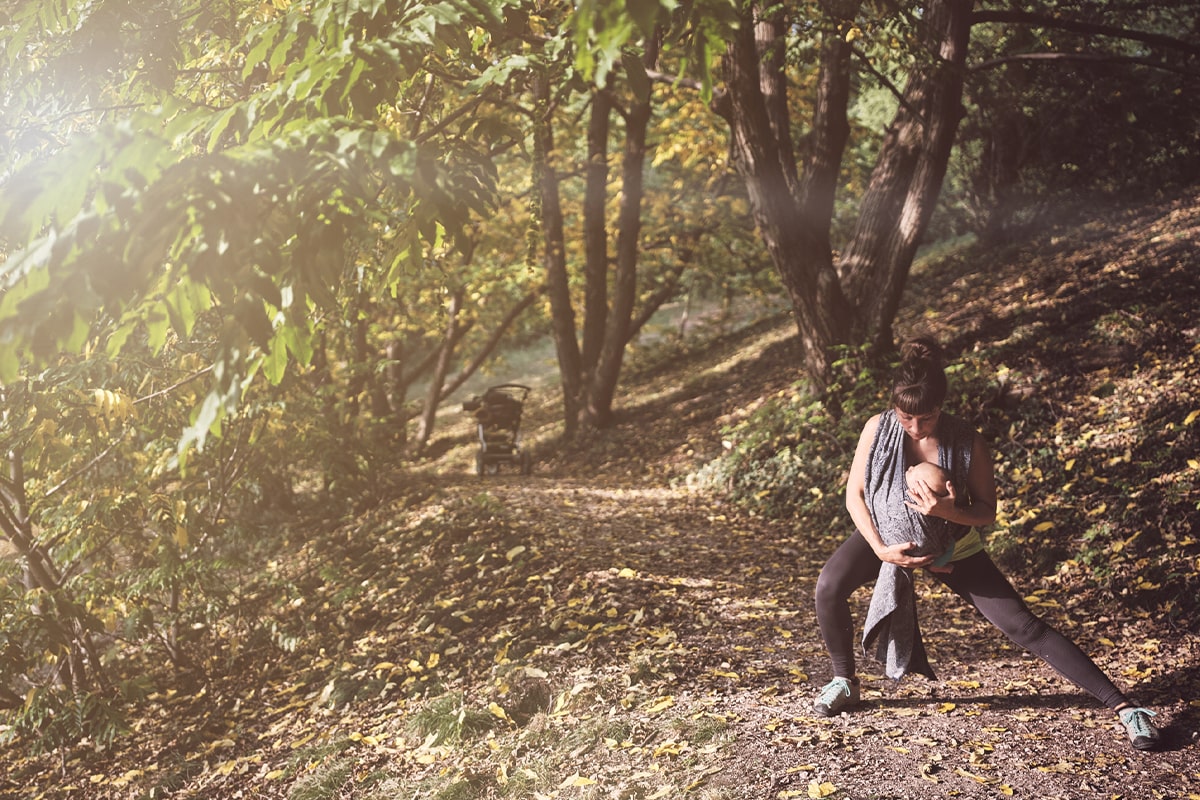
[891,337,947,415]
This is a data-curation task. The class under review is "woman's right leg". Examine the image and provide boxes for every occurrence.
[815,533,881,678]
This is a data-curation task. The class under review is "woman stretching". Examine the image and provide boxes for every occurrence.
[812,338,1161,751]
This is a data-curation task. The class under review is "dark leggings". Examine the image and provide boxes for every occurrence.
[814,533,1129,709]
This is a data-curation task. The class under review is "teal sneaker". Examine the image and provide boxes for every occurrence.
[1118,707,1161,751]
[813,677,860,717]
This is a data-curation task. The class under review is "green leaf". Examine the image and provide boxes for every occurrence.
[262,332,289,385]
[0,346,19,384]
[167,279,213,338]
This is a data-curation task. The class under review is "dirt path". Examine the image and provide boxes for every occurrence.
[454,462,1198,799]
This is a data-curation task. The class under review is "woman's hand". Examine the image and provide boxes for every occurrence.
[904,475,957,519]
[875,541,936,569]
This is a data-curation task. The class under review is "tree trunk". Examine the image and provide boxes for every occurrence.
[839,0,974,352]
[346,294,371,419]
[533,69,583,439]
[713,0,856,389]
[581,87,611,377]
[384,339,408,444]
[587,37,660,428]
[415,287,464,452]
[798,1,860,247]
[0,450,107,695]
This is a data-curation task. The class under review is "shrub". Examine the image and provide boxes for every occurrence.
[688,346,888,523]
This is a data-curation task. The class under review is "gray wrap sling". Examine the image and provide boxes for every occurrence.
[860,409,974,680]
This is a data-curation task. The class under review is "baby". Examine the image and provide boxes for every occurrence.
[905,460,951,499]
[905,461,955,570]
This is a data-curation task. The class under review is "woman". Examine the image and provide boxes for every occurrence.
[811,338,1161,752]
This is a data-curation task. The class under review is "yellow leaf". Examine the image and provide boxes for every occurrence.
[174,525,189,549]
[1033,521,1054,532]
[426,652,440,669]
[487,702,511,721]
[374,662,397,673]
[618,567,637,578]
[1184,409,1200,426]
[266,770,286,780]
[1064,458,1076,471]
[1188,459,1199,470]
[559,774,597,788]
[955,767,993,784]
[808,780,837,798]
[645,696,675,715]
[938,702,957,713]
[1000,785,1014,796]
[505,545,526,562]
[652,741,683,757]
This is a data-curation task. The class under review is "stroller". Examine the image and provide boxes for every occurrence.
[463,384,533,476]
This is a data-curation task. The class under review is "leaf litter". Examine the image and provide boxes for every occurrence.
[3,197,1200,799]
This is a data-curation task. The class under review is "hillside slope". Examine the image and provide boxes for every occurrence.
[4,193,1198,799]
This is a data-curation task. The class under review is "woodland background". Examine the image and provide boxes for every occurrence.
[0,1,1198,798]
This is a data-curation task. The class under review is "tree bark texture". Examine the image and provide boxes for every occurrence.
[581,87,611,377]
[840,0,974,351]
[587,36,660,429]
[533,71,582,438]
[713,0,857,389]
[415,287,464,452]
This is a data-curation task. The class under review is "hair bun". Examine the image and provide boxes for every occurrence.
[900,336,945,367]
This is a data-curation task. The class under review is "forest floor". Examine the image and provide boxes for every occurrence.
[6,192,1200,799]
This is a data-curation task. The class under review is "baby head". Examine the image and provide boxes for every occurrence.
[906,461,951,498]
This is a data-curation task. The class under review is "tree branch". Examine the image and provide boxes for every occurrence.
[971,51,1200,78]
[849,45,928,129]
[971,10,1200,57]
[133,365,214,405]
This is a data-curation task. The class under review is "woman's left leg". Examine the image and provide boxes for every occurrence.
[937,552,1129,709]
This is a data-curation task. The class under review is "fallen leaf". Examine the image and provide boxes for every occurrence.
[808,780,837,798]
[644,695,675,715]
